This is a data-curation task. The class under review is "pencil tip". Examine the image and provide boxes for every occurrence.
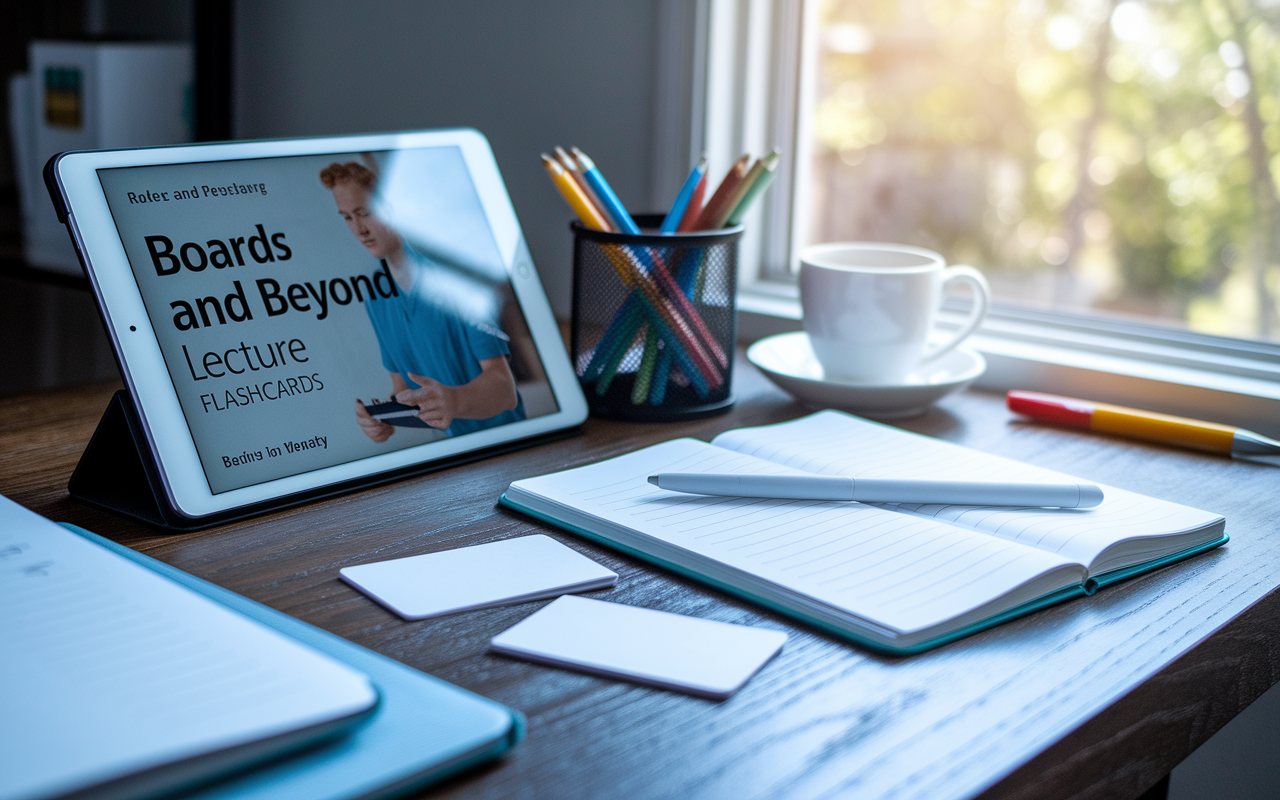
[552,147,576,170]
[647,476,659,486]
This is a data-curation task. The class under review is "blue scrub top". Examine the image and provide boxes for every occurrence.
[364,256,525,437]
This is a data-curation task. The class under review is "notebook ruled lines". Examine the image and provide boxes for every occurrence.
[742,508,881,559]
[507,414,1224,646]
[520,438,1081,633]
[1,497,378,800]
[713,412,1222,570]
[890,551,1042,613]
[793,519,963,579]
[3,556,303,724]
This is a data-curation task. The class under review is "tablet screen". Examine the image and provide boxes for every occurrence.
[96,147,559,494]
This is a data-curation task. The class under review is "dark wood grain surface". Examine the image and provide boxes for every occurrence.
[3,357,1278,800]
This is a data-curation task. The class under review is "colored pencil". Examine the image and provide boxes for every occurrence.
[676,170,708,232]
[637,155,707,401]
[601,254,721,387]
[692,154,750,231]
[571,147,640,234]
[660,158,707,233]
[602,250,722,383]
[590,301,710,397]
[595,317,645,395]
[649,345,673,404]
[722,148,781,227]
[544,153,718,387]
[583,302,643,382]
[544,146,781,402]
[1007,391,1280,458]
[585,242,722,388]
[631,324,662,402]
[554,146,613,232]
[578,261,714,393]
[657,242,714,400]
[640,154,708,398]
[541,154,612,232]
[685,149,782,306]
[572,148,728,369]
[708,157,764,229]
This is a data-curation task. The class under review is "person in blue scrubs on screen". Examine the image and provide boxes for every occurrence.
[320,161,524,442]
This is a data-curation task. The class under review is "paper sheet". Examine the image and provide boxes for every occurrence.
[490,595,786,699]
[0,496,377,800]
[340,535,617,619]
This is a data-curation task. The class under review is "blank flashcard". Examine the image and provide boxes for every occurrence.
[339,535,617,620]
[490,595,787,699]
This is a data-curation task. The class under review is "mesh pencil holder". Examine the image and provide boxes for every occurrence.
[570,214,742,421]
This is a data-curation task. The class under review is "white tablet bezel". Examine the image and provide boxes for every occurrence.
[52,129,587,520]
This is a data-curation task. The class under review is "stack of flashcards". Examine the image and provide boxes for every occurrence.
[490,596,787,700]
[541,147,780,408]
[339,534,787,698]
[339,535,617,620]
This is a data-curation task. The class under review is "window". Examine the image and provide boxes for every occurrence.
[801,0,1280,343]
[676,0,1280,432]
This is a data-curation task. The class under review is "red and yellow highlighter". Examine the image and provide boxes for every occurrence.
[1006,391,1280,460]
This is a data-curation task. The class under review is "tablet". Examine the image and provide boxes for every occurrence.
[49,130,587,523]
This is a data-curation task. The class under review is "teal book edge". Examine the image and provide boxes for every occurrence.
[58,523,524,800]
[496,495,1228,656]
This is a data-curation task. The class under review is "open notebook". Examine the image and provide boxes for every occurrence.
[500,411,1227,654]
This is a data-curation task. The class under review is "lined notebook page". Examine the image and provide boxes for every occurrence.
[512,439,1083,636]
[0,497,376,800]
[712,411,1224,573]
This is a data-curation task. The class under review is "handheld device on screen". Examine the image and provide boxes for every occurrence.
[47,129,587,528]
[363,400,430,428]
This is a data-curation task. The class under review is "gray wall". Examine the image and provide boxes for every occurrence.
[0,0,669,397]
[0,0,192,397]
[234,0,666,318]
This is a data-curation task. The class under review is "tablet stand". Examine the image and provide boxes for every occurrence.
[70,389,581,531]
[69,390,202,529]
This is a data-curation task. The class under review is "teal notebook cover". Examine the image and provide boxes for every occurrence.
[59,524,523,800]
[497,495,1227,656]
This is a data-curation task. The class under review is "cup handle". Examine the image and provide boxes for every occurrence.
[919,265,990,366]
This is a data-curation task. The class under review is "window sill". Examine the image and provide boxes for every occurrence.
[737,285,1280,437]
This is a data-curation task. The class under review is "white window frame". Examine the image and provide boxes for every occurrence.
[651,0,1280,437]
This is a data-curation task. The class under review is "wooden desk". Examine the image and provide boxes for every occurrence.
[3,359,1279,800]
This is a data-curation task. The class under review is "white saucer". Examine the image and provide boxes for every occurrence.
[746,331,986,419]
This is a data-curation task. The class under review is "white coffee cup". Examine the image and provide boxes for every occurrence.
[799,242,990,384]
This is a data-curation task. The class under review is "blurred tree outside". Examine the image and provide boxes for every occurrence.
[807,0,1280,341]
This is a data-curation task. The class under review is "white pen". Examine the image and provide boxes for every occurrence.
[646,473,1104,508]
